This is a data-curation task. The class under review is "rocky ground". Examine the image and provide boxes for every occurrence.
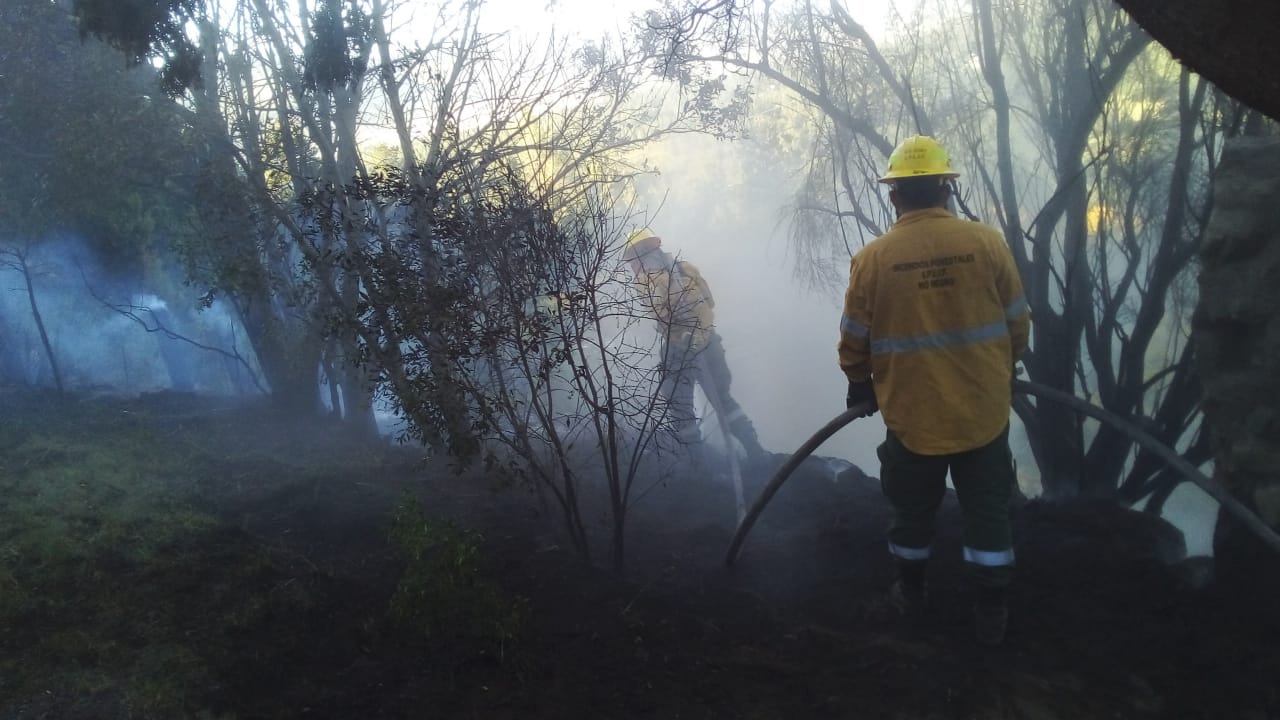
[1,387,1277,719]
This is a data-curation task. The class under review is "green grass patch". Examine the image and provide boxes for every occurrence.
[388,495,527,658]
[0,392,324,716]
[0,389,524,716]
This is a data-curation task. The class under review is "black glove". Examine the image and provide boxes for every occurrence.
[846,380,879,417]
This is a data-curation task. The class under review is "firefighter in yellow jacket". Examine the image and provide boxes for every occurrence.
[624,228,767,462]
[838,136,1031,646]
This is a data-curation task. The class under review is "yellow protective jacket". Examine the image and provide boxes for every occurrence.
[839,208,1031,455]
[637,258,716,352]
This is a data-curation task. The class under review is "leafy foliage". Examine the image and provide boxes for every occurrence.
[71,0,204,95]
[303,0,371,92]
[304,157,686,565]
[388,495,526,652]
[0,0,199,274]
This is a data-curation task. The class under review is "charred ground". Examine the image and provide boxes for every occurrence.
[1,387,1276,719]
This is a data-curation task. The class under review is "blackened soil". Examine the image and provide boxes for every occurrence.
[1,388,1277,719]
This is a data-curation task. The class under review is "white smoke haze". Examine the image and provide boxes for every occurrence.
[0,235,258,396]
[2,137,1215,555]
[629,128,1219,556]
[0,0,1223,557]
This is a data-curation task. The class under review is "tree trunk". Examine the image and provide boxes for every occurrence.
[236,296,323,415]
[975,0,1153,498]
[149,306,196,392]
[17,253,63,395]
[339,354,380,440]
[0,312,23,384]
[1195,136,1280,589]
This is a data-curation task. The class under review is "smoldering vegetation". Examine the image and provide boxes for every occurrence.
[0,239,259,396]
[2,0,1279,716]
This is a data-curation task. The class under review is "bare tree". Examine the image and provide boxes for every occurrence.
[655,0,1223,502]
[63,0,771,561]
[0,243,64,395]
[160,0,726,444]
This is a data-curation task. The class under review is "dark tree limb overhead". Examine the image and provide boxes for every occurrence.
[1111,0,1280,121]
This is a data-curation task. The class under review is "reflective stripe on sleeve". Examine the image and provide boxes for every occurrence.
[888,541,932,561]
[1004,296,1028,321]
[871,321,1008,355]
[963,546,1016,567]
[840,314,870,338]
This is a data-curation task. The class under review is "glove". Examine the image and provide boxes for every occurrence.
[846,380,878,417]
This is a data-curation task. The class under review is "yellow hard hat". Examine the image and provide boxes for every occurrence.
[624,228,661,258]
[627,228,660,246]
[878,135,960,184]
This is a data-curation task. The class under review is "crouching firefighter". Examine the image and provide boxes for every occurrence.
[623,228,768,465]
[838,136,1031,646]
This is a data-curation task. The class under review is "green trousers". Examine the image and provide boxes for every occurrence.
[877,425,1017,588]
[660,332,765,458]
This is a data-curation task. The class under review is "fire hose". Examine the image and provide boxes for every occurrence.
[724,378,1280,565]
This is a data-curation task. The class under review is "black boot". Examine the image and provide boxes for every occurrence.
[974,585,1008,646]
[889,560,929,617]
[730,416,767,459]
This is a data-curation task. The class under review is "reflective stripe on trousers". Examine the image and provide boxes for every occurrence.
[877,425,1018,587]
[888,541,931,561]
